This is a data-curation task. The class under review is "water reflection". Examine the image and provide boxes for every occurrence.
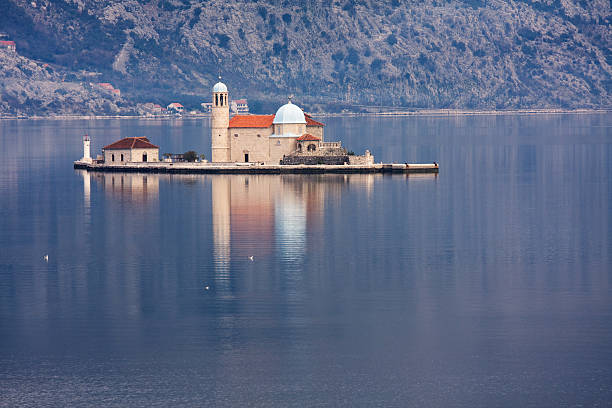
[209,174,382,285]
[94,173,160,202]
[2,115,611,406]
[212,176,232,289]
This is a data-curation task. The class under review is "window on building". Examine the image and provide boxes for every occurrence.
[276,140,281,146]
[234,134,238,138]
[215,94,218,106]
[143,153,148,162]
[112,154,115,162]
[121,154,124,161]
[257,134,261,138]
[308,144,317,152]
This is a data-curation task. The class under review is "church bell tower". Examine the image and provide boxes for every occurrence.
[211,78,230,162]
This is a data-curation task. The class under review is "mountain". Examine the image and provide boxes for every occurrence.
[1,0,610,115]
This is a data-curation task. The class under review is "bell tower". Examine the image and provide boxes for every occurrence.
[211,78,230,162]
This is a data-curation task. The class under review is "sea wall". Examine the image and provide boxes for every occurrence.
[280,155,349,165]
[348,154,375,166]
[74,161,440,174]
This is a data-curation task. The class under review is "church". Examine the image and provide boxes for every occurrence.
[210,80,352,164]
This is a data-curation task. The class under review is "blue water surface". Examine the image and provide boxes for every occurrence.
[0,114,610,406]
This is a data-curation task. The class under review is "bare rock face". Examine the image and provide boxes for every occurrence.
[1,0,610,114]
[0,49,133,115]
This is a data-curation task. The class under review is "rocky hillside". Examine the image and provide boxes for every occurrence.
[1,0,610,114]
[0,49,139,115]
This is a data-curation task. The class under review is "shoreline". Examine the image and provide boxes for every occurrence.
[74,161,440,175]
[2,108,610,121]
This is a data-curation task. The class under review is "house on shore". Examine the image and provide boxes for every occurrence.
[103,137,159,164]
[0,40,16,52]
[167,102,184,114]
[230,99,249,114]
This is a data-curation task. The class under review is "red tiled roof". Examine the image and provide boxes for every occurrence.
[234,99,247,104]
[103,137,159,150]
[169,102,184,108]
[0,41,16,46]
[296,133,321,141]
[305,114,325,127]
[229,115,274,128]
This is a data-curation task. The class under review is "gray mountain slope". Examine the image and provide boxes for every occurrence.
[1,0,610,114]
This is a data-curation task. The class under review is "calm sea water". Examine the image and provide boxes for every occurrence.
[0,114,610,407]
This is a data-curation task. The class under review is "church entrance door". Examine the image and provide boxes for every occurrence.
[244,153,249,162]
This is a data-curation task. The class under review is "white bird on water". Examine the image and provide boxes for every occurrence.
[43,255,48,262]
[248,256,254,261]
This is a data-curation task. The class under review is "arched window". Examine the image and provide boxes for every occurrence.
[215,94,218,106]
[307,144,317,152]
[297,143,302,152]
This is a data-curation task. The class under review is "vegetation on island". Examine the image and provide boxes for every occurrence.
[183,151,198,162]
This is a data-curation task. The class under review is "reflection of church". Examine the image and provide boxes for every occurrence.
[211,174,375,276]
[211,81,371,165]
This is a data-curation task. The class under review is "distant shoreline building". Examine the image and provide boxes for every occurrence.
[230,99,249,114]
[94,82,120,97]
[167,102,184,114]
[201,102,213,113]
[0,40,16,52]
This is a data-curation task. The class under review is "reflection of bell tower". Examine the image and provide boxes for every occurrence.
[212,176,231,278]
[211,78,230,162]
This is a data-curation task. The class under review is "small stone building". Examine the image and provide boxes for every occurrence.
[103,137,159,164]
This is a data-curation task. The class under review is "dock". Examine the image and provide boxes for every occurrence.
[73,161,439,174]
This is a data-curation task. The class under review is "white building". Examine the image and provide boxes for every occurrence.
[167,102,184,114]
[230,98,249,114]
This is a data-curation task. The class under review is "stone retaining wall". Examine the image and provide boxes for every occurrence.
[280,155,349,165]
[348,154,375,166]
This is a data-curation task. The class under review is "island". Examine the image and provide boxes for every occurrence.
[74,80,439,175]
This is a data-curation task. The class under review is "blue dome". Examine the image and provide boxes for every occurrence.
[213,82,228,93]
[273,101,306,124]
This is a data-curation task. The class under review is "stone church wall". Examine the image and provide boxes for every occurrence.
[306,126,324,140]
[229,127,274,162]
[104,148,159,163]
